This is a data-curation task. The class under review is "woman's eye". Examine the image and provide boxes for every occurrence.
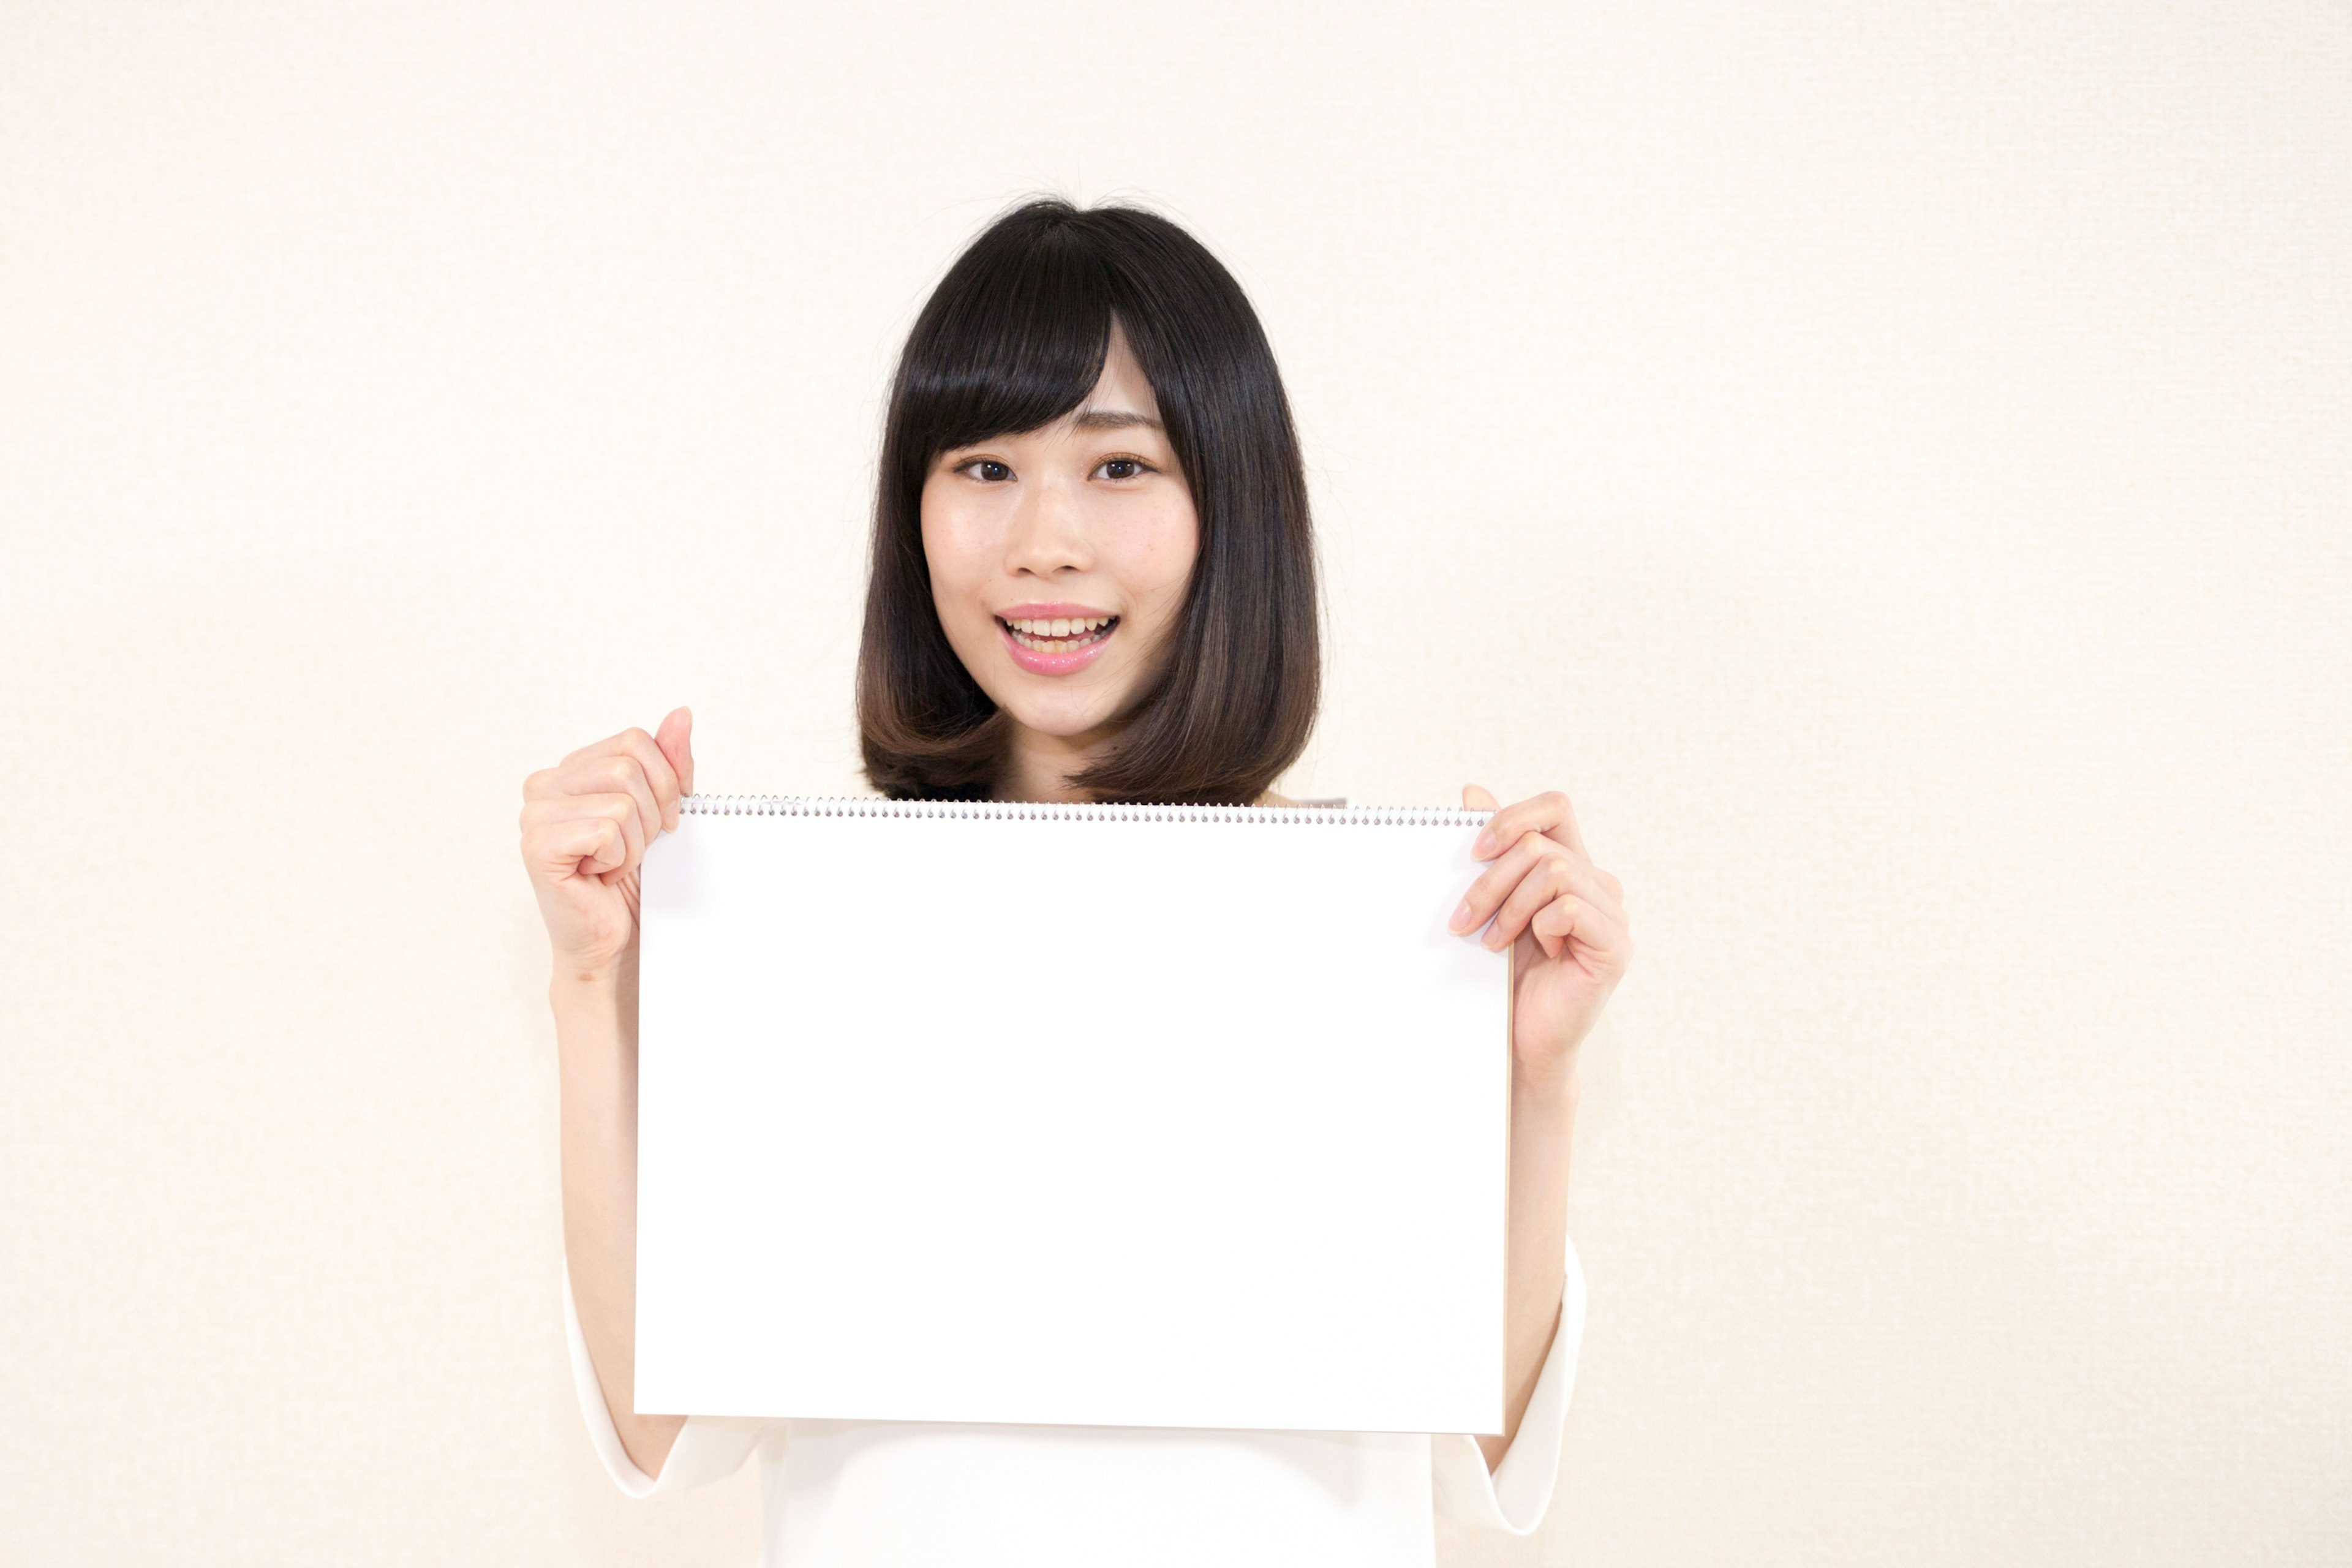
[960,459,1012,482]
[1098,458,1145,481]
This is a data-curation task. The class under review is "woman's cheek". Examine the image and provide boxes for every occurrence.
[1120,529,1197,674]
[1131,492,1198,587]
[921,526,991,647]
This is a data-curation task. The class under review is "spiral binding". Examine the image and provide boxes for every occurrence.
[678,794,1492,827]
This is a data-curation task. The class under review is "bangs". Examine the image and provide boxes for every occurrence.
[897,222,1117,459]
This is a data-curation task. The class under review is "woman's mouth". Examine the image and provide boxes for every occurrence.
[997,614,1118,675]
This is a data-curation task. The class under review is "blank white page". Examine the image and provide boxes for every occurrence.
[634,797,1510,1435]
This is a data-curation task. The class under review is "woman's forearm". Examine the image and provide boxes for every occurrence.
[556,958,686,1479]
[1480,1061,1579,1471]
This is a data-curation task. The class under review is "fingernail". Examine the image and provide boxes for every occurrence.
[1449,897,1473,933]
[1472,829,1496,858]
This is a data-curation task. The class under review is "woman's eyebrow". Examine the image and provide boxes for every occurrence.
[1070,408,1163,431]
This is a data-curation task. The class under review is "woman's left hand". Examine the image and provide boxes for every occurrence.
[1449,785,1633,1095]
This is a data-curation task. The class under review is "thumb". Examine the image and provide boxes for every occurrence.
[1462,782,1499,810]
[656,706,695,799]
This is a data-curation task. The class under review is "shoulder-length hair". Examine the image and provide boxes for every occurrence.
[856,198,1320,804]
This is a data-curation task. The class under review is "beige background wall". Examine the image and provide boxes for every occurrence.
[4,3,2346,1564]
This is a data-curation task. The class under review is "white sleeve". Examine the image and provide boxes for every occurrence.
[1428,1235,1588,1535]
[562,1263,775,1496]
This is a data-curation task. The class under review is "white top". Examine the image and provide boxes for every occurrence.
[564,1241,1586,1567]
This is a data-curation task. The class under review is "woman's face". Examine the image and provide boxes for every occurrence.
[921,326,1200,760]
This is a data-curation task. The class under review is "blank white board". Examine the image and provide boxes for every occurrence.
[635,797,1511,1434]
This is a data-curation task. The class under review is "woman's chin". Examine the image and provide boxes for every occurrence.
[998,695,1131,745]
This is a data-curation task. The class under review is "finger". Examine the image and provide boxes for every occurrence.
[558,722,685,813]
[581,726,683,829]
[1471,788,1588,862]
[612,725,683,830]
[1463,782,1499,812]
[546,753,665,852]
[545,726,679,839]
[655,706,695,808]
[1468,845,1624,950]
[1485,855,1585,952]
[560,725,646,769]
[523,793,646,879]
[527,793,648,876]
[1530,892,1634,976]
[526,811,631,882]
[1449,832,1578,935]
[1449,832,1618,944]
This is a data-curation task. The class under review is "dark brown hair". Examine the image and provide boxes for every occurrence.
[855,198,1320,804]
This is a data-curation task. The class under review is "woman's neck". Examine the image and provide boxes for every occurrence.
[995,721,1291,808]
[996,719,1119,804]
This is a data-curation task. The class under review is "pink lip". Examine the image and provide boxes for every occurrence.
[997,614,1118,676]
[996,601,1117,619]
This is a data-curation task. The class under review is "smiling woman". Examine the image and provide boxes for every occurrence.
[521,197,1632,1568]
[856,201,1321,805]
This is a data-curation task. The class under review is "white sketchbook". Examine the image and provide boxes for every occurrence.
[634,795,1512,1434]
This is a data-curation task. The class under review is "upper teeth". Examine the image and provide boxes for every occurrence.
[1007,616,1112,638]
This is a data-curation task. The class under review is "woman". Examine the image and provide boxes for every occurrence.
[519,198,1632,1567]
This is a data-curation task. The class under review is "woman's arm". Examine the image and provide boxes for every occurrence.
[1486,1065,1579,1469]
[521,710,697,1479]
[1452,785,1629,1471]
[556,958,687,1478]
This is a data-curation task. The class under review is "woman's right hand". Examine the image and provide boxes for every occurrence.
[520,706,695,981]
[530,708,696,1478]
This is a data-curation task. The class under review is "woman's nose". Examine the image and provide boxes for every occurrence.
[1003,475,1092,576]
